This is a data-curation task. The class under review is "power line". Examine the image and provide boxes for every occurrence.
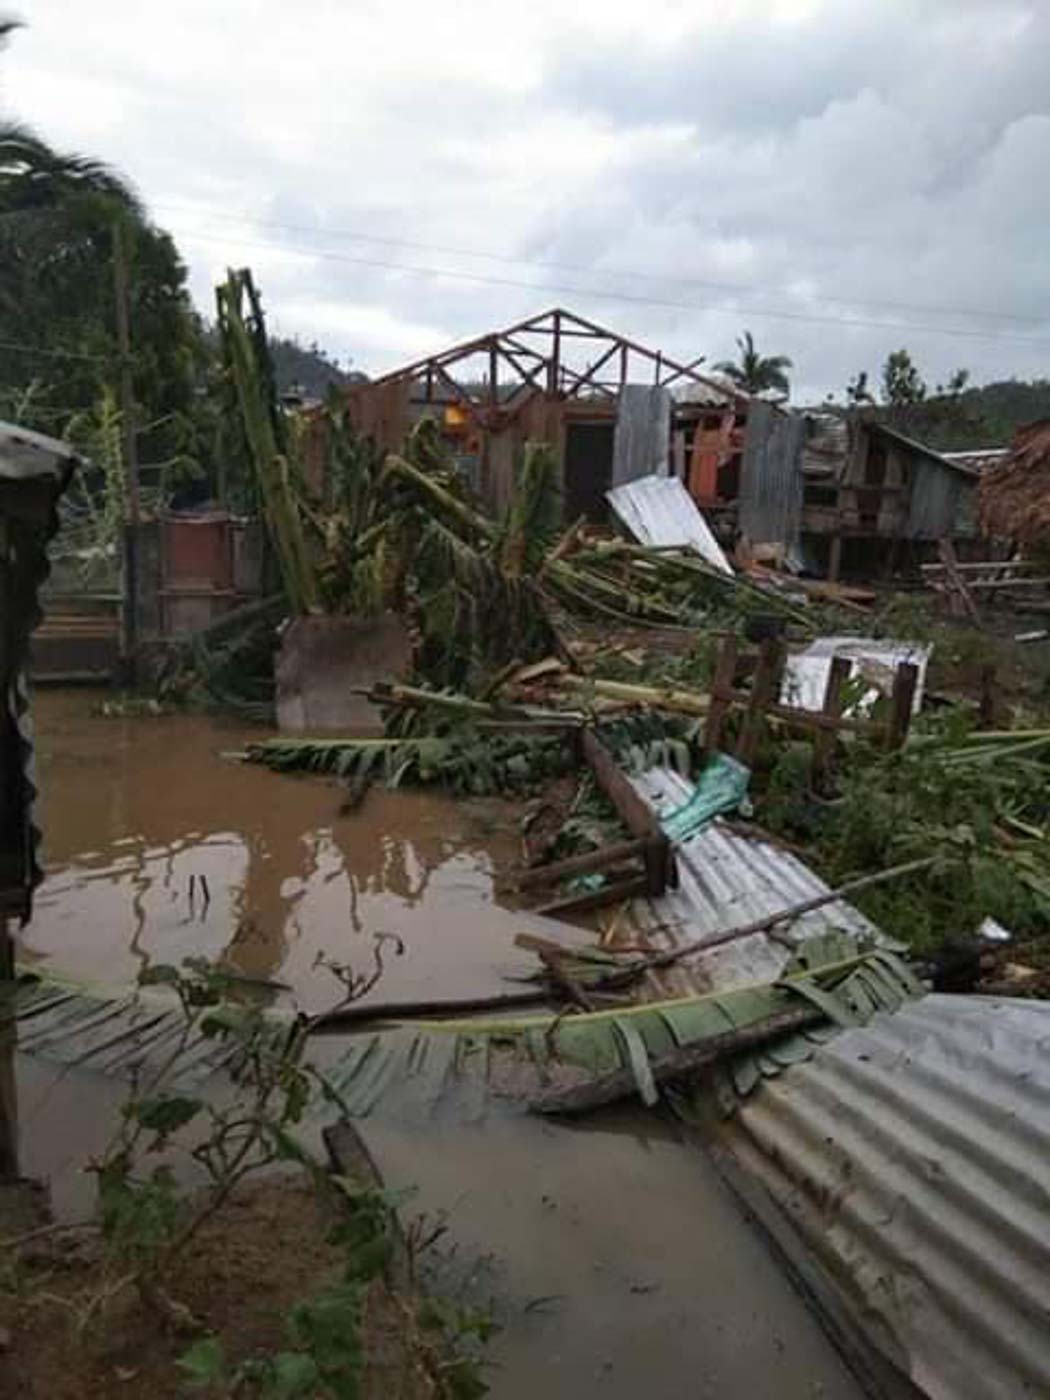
[157,200,1048,330]
[0,338,111,362]
[179,227,1050,347]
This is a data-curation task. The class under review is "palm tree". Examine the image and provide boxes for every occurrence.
[714,331,793,398]
[0,119,140,213]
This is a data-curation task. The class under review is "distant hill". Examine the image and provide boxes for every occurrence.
[270,337,359,398]
[885,379,1050,451]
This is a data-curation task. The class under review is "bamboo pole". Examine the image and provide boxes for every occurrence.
[557,675,710,716]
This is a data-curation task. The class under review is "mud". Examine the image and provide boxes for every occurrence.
[20,690,539,1009]
[348,1106,869,1399]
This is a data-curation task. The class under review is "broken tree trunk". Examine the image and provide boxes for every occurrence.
[530,1004,823,1115]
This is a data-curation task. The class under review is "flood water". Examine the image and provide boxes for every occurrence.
[20,690,535,1011]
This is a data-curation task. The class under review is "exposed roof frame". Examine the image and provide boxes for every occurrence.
[369,307,745,413]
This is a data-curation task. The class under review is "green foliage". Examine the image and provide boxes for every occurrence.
[79,956,494,1395]
[0,120,207,474]
[757,722,1050,951]
[217,269,319,613]
[713,330,792,397]
[270,336,350,397]
[881,348,927,407]
[497,443,563,578]
[247,726,576,799]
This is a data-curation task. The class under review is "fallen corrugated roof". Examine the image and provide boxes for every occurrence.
[627,767,884,997]
[0,419,79,480]
[607,474,733,574]
[718,993,1050,1400]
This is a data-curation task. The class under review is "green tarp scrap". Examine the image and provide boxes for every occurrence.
[659,752,752,842]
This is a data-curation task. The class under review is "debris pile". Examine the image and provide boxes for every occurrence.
[182,269,1050,991]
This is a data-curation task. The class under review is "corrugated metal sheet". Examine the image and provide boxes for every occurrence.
[739,400,806,547]
[607,474,732,574]
[942,448,1008,472]
[0,420,76,481]
[781,636,931,714]
[627,767,883,997]
[673,377,736,410]
[907,458,966,540]
[611,383,672,485]
[801,412,849,476]
[722,993,1050,1400]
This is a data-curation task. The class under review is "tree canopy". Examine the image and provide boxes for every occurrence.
[714,330,792,398]
[0,119,206,478]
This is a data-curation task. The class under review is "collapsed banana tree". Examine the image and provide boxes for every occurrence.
[207,268,817,734]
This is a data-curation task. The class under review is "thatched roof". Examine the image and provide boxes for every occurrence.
[978,419,1050,544]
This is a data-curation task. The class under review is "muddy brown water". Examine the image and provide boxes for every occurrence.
[20,689,536,1011]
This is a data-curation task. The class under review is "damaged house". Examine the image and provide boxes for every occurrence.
[324,307,982,581]
[326,306,751,520]
[701,403,982,579]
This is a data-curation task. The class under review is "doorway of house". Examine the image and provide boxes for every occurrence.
[563,422,614,522]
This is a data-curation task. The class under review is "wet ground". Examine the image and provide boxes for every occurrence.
[10,690,877,1397]
[21,690,540,1010]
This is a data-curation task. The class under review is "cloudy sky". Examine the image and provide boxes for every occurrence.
[4,0,1050,399]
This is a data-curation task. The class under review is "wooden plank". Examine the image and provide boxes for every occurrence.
[536,875,649,919]
[886,661,919,750]
[703,635,738,754]
[920,560,1042,574]
[812,655,852,790]
[500,839,647,892]
[580,730,663,842]
[937,538,980,623]
[736,638,784,766]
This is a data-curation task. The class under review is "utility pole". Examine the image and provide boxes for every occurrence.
[112,219,140,683]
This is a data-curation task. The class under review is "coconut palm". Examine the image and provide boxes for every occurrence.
[0,118,140,213]
[714,331,793,398]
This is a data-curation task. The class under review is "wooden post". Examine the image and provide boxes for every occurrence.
[937,538,979,625]
[703,634,738,754]
[827,533,843,582]
[886,661,919,750]
[0,918,16,1180]
[978,664,997,730]
[812,655,852,791]
[113,219,141,682]
[737,637,784,766]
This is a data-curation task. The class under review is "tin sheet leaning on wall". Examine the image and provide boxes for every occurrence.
[611,383,671,486]
[738,399,805,548]
[607,474,732,574]
[907,458,965,540]
[719,994,1050,1400]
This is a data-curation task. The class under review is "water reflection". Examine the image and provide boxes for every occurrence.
[21,691,527,1010]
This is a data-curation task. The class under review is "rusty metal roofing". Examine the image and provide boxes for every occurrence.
[720,993,1050,1400]
[627,767,883,998]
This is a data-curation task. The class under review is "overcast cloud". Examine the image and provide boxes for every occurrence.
[4,0,1050,399]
